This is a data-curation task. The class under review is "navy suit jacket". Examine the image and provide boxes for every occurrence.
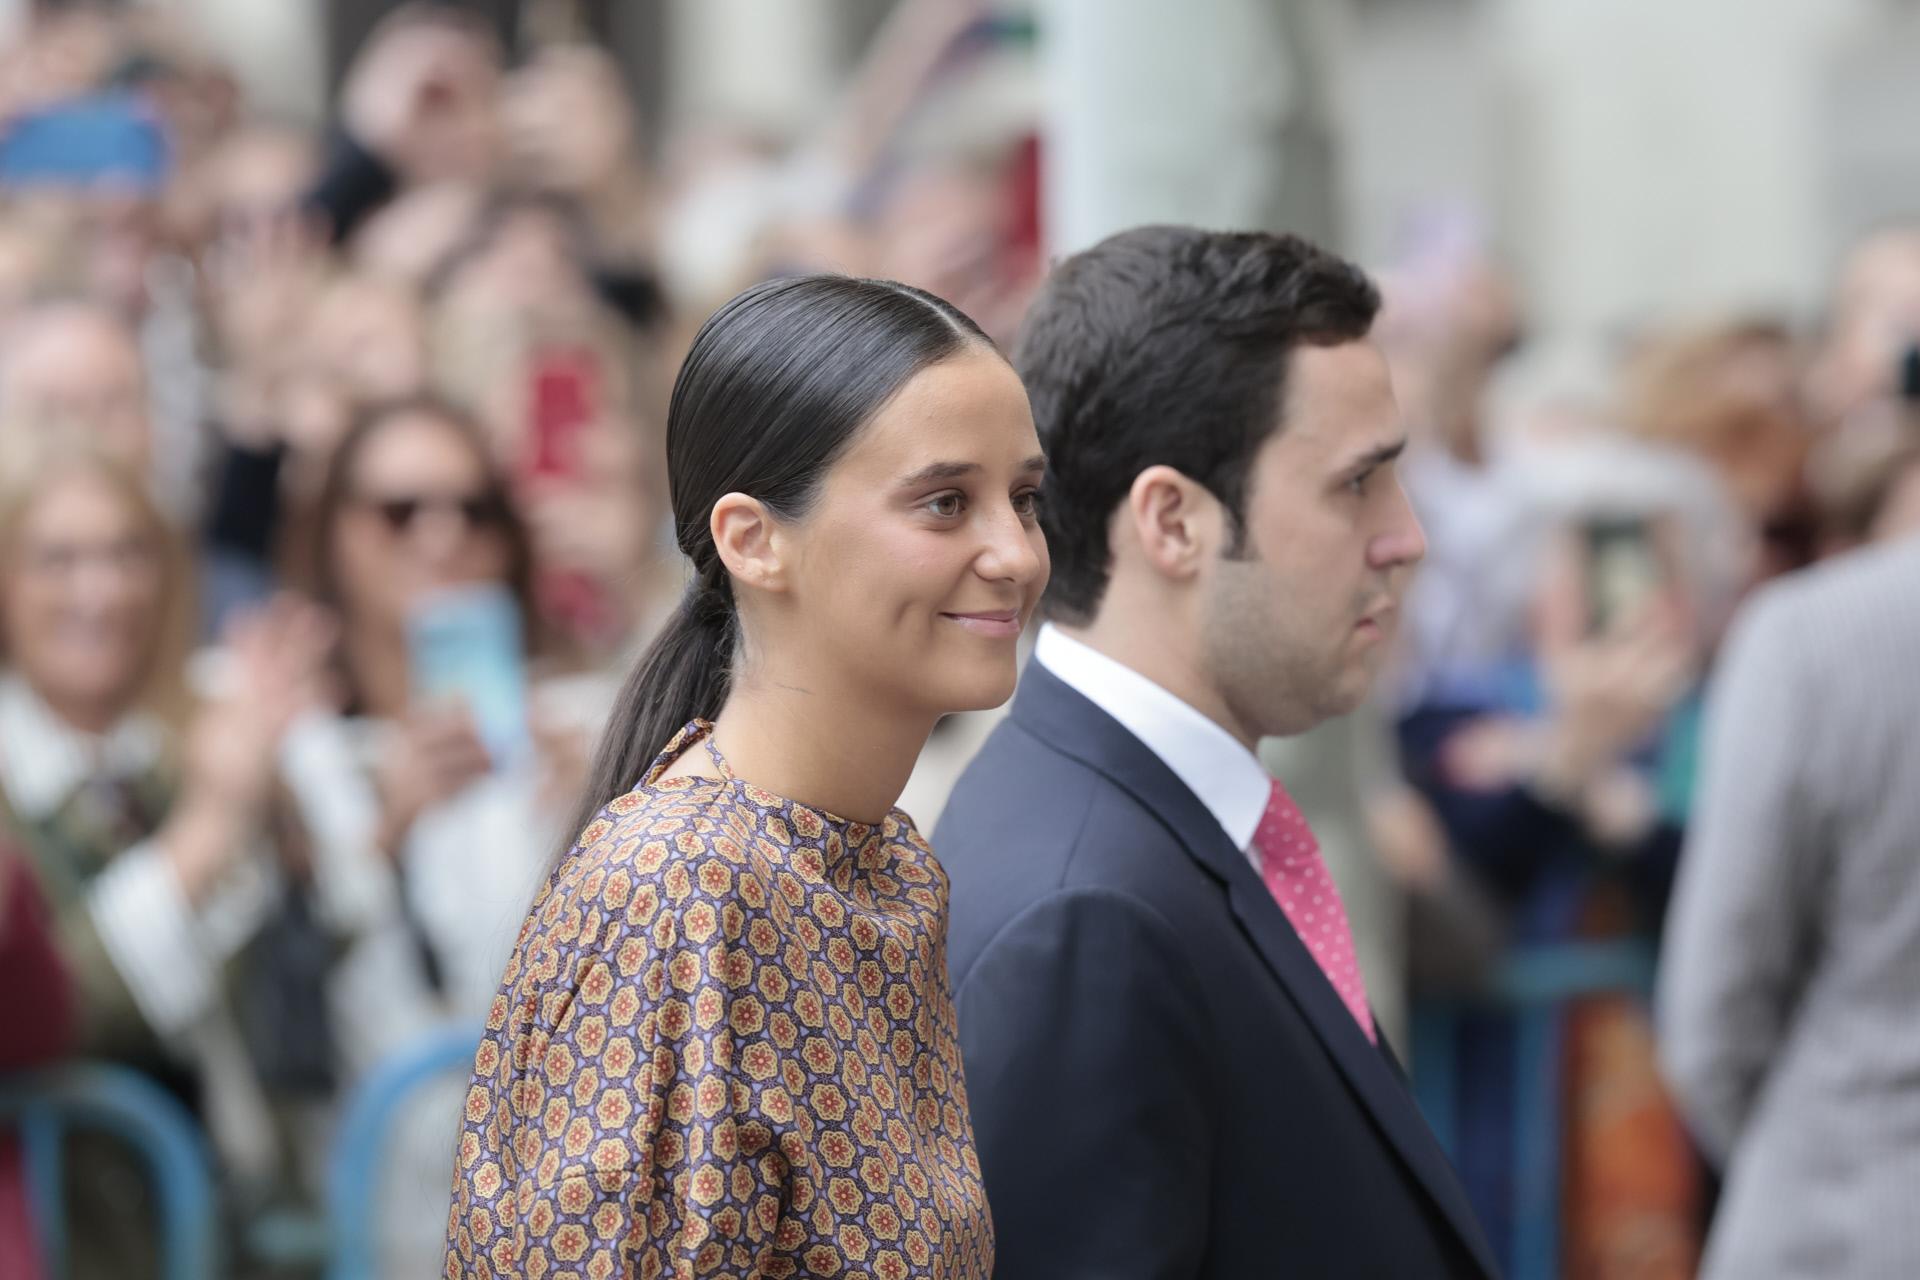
[936,664,1500,1278]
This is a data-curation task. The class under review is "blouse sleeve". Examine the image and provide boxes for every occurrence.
[449,864,806,1279]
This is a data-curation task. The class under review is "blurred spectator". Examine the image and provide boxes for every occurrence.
[1659,535,1920,1278]
[1807,400,1920,555]
[1620,319,1817,579]
[1375,215,1535,713]
[201,253,432,633]
[422,193,674,659]
[1805,225,1920,430]
[500,42,657,277]
[297,396,602,1274]
[164,121,315,264]
[0,439,349,1278]
[315,3,668,339]
[1396,436,1736,1275]
[425,192,635,441]
[0,300,153,474]
[303,398,594,1038]
[327,2,504,214]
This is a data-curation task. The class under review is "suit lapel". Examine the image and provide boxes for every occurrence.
[1012,664,1500,1277]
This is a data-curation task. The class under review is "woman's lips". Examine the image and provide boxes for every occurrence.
[941,609,1022,639]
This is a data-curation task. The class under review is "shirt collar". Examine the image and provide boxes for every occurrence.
[1033,624,1271,854]
[0,674,167,821]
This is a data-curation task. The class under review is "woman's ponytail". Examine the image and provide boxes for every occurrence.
[556,569,733,858]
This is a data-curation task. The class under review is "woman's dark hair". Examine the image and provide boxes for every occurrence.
[311,395,539,701]
[1014,225,1381,624]
[560,274,990,854]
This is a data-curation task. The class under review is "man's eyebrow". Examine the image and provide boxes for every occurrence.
[1339,438,1408,477]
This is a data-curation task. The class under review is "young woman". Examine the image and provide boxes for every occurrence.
[444,275,1047,1279]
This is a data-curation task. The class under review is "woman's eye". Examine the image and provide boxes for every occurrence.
[1012,490,1042,519]
[924,493,965,518]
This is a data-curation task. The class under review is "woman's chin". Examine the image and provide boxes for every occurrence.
[931,661,1022,715]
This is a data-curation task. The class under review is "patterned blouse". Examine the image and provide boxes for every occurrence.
[444,722,993,1280]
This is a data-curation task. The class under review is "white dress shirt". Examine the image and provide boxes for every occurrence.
[1033,625,1271,865]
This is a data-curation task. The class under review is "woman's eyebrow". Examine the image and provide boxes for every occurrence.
[898,454,1048,488]
[897,461,980,488]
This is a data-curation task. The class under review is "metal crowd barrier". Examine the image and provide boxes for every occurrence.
[1412,938,1661,1280]
[323,1026,481,1280]
[0,1063,220,1280]
[0,1023,483,1280]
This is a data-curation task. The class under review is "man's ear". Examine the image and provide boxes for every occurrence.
[711,493,788,594]
[1123,465,1223,583]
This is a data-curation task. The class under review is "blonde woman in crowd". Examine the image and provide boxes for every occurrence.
[0,438,355,1278]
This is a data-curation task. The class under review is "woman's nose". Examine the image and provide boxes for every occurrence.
[977,506,1046,586]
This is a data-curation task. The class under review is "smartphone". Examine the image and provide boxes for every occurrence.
[406,584,530,768]
[0,95,169,192]
[523,345,600,482]
[1583,516,1665,636]
[522,344,616,638]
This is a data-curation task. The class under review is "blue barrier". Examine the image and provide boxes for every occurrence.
[324,1026,482,1280]
[0,1064,220,1280]
[1412,939,1659,1280]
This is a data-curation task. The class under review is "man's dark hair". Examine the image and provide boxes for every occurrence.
[1016,225,1381,624]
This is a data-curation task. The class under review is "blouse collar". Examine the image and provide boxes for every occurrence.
[0,673,167,821]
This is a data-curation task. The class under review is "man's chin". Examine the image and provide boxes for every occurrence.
[1314,669,1377,724]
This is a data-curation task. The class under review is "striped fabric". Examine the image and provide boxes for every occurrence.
[1658,535,1920,1278]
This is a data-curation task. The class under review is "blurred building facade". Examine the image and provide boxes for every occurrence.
[20,0,1908,352]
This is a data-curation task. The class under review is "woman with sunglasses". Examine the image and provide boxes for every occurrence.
[306,395,612,1272]
[444,275,1047,1278]
[307,397,573,1026]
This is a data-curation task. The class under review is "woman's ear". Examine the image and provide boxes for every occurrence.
[711,493,786,594]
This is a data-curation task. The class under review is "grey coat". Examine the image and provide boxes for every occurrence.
[1660,536,1920,1278]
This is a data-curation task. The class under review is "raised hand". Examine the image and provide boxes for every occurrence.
[340,13,502,186]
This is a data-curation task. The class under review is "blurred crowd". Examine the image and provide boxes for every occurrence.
[0,1,1914,1278]
[1345,208,1920,1274]
[0,2,1043,1276]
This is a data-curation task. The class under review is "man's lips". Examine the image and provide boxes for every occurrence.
[1356,602,1396,634]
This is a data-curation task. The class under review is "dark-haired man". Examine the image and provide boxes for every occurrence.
[937,226,1499,1277]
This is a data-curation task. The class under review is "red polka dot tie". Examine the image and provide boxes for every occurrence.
[1254,779,1377,1044]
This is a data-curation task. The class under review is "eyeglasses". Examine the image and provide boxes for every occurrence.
[17,539,159,580]
[353,491,512,537]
